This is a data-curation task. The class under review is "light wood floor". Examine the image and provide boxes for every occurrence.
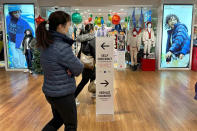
[0,68,197,131]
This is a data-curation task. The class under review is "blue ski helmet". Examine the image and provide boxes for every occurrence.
[8,5,21,13]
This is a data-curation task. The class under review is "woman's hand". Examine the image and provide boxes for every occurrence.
[166,51,172,59]
[67,70,72,76]
[179,54,184,59]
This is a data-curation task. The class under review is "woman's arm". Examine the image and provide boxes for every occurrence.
[58,45,84,77]
[76,33,95,42]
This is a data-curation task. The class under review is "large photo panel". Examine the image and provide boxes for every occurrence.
[161,4,193,69]
[3,4,35,69]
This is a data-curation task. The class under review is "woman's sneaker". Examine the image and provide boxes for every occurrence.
[91,93,96,98]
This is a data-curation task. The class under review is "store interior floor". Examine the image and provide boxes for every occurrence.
[0,69,197,131]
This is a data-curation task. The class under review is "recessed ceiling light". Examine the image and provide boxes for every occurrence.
[120,9,124,11]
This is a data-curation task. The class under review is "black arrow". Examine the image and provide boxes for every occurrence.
[100,80,109,87]
[101,42,110,50]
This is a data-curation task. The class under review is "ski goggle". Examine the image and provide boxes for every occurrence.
[12,10,21,14]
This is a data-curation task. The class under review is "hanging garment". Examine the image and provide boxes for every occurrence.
[117,34,126,51]
[96,27,108,37]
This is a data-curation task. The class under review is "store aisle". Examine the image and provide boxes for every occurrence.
[0,70,197,131]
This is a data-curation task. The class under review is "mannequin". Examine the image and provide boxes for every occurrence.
[143,22,155,58]
[128,28,142,71]
[21,29,36,74]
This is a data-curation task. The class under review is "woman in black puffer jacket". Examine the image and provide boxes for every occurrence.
[75,24,96,98]
[36,11,83,131]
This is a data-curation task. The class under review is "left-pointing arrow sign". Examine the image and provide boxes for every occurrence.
[101,42,110,50]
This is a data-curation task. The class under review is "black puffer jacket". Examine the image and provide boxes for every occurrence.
[40,31,84,97]
[77,33,96,59]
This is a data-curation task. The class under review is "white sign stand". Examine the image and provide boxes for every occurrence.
[117,50,126,70]
[114,49,118,68]
[96,37,114,121]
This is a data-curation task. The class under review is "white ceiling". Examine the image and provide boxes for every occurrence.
[0,0,196,7]
[37,0,162,7]
[37,0,197,7]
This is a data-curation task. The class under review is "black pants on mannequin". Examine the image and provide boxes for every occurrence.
[0,47,4,61]
[42,94,77,131]
[25,49,33,70]
[75,68,95,98]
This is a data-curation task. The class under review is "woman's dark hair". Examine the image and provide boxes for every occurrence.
[165,14,180,29]
[36,11,71,49]
[84,23,94,34]
[24,29,33,36]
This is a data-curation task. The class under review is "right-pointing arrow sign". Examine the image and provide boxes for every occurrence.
[100,80,109,87]
[101,42,110,50]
